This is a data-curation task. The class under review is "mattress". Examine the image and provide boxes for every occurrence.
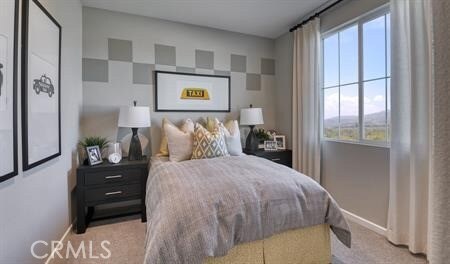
[144,155,350,264]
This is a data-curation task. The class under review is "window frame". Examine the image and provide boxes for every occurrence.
[320,4,390,148]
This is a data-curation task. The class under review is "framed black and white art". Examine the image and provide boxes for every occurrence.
[0,0,19,182]
[22,0,61,170]
[155,71,231,112]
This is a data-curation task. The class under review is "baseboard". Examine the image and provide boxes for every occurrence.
[44,223,73,264]
[341,209,387,237]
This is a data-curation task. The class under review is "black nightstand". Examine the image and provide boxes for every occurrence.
[244,149,292,168]
[76,158,149,234]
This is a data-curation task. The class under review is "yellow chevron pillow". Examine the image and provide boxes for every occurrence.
[191,123,229,159]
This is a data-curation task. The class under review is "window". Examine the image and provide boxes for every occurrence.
[322,9,390,145]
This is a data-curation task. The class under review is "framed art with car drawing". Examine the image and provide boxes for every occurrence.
[22,0,62,170]
[0,0,19,182]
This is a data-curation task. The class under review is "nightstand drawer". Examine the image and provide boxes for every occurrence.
[244,149,292,168]
[267,157,290,165]
[85,184,141,202]
[266,156,291,167]
[84,169,141,186]
[258,151,290,161]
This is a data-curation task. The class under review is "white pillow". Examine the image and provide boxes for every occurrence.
[164,119,195,162]
[218,119,243,156]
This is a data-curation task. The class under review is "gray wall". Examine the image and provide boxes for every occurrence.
[321,142,389,226]
[0,0,83,262]
[82,7,277,154]
[274,0,390,227]
[274,32,293,148]
[321,0,389,33]
[430,0,450,261]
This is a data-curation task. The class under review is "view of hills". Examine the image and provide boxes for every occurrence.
[324,111,390,141]
[324,110,390,128]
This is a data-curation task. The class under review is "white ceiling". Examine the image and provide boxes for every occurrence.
[81,0,330,39]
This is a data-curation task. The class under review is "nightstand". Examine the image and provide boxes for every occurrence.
[76,158,149,234]
[244,149,292,168]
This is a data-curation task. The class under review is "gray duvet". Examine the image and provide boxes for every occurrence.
[144,155,351,264]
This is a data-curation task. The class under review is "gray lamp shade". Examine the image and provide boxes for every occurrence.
[240,108,264,125]
[118,106,151,128]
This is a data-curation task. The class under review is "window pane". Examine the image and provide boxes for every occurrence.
[323,88,339,139]
[323,34,339,87]
[363,16,386,80]
[387,77,391,140]
[386,14,391,76]
[339,84,359,140]
[339,25,358,84]
[364,79,386,141]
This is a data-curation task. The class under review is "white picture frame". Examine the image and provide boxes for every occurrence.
[264,140,277,151]
[274,135,286,150]
[155,71,230,112]
[0,0,19,182]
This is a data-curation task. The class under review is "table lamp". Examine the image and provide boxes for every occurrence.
[240,104,264,152]
[118,101,151,161]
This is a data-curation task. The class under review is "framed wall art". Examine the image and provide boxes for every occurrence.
[0,0,19,182]
[155,71,230,112]
[22,0,62,170]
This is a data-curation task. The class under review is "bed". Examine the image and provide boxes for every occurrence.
[144,155,351,264]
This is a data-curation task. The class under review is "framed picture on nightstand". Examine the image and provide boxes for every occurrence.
[264,141,277,151]
[86,146,103,166]
[274,135,286,150]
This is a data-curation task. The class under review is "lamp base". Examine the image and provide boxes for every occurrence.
[244,125,259,152]
[128,128,143,161]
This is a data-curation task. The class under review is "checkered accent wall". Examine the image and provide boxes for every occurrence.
[83,38,275,91]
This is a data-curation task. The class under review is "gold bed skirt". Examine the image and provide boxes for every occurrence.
[204,224,331,264]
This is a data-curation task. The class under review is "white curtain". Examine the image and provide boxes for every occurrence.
[292,18,321,182]
[429,0,450,263]
[387,0,433,255]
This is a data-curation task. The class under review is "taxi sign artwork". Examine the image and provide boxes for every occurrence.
[180,88,210,100]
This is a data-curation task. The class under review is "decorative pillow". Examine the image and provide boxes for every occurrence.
[191,123,229,159]
[219,119,243,156]
[163,119,195,161]
[206,116,219,132]
[158,118,193,157]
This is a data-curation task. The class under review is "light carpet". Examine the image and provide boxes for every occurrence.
[51,215,427,264]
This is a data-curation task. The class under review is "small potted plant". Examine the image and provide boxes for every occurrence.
[255,128,271,149]
[78,136,110,165]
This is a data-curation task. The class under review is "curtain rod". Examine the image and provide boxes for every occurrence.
[289,0,343,32]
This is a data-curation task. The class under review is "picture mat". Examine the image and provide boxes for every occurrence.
[156,72,229,111]
[0,35,8,112]
[0,0,16,176]
[26,0,60,164]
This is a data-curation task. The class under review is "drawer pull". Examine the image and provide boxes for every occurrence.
[271,158,281,161]
[105,175,123,179]
[105,191,123,196]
